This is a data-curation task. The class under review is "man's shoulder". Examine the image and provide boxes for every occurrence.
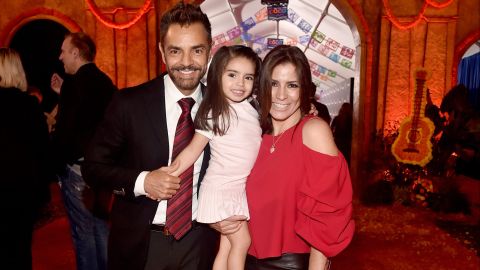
[115,76,165,100]
[77,63,113,84]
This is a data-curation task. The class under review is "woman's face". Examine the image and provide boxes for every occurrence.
[269,62,301,125]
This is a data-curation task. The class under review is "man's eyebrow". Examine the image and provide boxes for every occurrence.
[165,45,207,50]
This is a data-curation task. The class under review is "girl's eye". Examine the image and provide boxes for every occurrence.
[227,73,236,78]
[245,75,254,81]
[271,81,278,87]
[288,83,299,88]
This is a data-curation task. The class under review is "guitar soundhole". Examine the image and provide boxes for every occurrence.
[407,130,420,143]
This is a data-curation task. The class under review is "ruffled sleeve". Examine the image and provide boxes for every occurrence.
[295,145,355,257]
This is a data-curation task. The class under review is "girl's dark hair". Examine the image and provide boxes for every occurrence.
[257,45,315,134]
[195,45,262,135]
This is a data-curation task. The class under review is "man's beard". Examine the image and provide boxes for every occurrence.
[168,64,205,92]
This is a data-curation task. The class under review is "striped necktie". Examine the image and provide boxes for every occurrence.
[166,97,195,239]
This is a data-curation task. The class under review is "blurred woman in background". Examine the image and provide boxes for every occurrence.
[0,47,51,270]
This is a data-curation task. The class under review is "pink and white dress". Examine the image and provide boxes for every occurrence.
[195,100,261,223]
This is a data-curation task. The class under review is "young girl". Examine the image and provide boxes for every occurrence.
[163,45,262,270]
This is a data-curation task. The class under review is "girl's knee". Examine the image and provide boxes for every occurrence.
[230,223,251,251]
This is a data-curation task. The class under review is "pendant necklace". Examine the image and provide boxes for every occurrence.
[270,131,285,153]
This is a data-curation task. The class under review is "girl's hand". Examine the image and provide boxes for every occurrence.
[160,160,181,177]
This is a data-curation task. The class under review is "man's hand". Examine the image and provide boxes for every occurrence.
[51,73,64,94]
[144,168,180,201]
[210,215,247,235]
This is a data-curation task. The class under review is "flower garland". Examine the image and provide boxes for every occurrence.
[382,0,455,30]
[85,0,152,30]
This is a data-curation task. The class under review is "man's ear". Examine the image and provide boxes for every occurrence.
[72,47,80,59]
[158,43,166,64]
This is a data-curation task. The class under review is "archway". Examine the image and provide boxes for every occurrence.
[198,0,372,189]
[9,19,69,112]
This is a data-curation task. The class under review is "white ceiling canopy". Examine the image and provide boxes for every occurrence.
[200,0,356,92]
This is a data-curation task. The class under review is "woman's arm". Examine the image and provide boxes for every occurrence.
[309,247,329,270]
[303,120,335,269]
[165,132,210,176]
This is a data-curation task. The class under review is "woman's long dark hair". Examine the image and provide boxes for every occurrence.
[195,45,261,135]
[257,45,315,134]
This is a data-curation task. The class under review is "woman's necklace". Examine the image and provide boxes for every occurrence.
[270,131,285,153]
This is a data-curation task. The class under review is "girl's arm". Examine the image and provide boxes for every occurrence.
[164,132,210,177]
[309,247,329,270]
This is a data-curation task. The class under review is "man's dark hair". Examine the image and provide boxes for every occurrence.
[159,2,212,48]
[66,32,96,62]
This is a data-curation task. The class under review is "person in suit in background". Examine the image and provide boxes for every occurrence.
[0,48,51,270]
[314,101,331,125]
[331,102,353,164]
[82,3,219,270]
[50,32,116,270]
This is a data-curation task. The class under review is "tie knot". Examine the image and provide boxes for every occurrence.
[178,98,195,113]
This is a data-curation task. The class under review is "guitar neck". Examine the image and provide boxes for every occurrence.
[411,70,428,127]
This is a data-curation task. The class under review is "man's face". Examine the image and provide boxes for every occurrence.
[159,23,210,95]
[59,37,77,75]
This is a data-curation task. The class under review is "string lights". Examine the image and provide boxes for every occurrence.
[425,0,455,9]
[382,0,455,30]
[85,0,152,30]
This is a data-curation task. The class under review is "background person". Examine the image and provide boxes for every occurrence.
[50,32,116,270]
[0,47,51,270]
[331,102,353,164]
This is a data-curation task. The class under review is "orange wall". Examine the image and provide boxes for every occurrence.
[371,0,480,134]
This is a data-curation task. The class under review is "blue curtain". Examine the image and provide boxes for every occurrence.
[458,52,480,111]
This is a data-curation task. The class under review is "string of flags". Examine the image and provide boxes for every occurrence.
[211,6,355,82]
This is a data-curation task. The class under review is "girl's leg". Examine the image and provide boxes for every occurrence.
[212,220,251,270]
[226,220,251,270]
[212,234,230,270]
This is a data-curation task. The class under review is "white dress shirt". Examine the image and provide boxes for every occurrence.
[133,74,204,224]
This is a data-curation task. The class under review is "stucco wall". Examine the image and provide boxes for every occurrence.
[0,0,160,88]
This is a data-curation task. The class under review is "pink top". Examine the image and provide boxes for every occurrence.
[246,116,355,258]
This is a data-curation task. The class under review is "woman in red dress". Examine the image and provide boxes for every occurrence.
[245,45,355,269]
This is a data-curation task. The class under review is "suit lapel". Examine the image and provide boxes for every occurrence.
[143,77,169,147]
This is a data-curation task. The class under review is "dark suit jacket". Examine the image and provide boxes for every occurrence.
[0,87,51,221]
[82,75,210,270]
[51,63,116,219]
[52,63,116,167]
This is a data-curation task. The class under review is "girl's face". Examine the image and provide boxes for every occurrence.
[222,57,255,103]
[269,62,301,125]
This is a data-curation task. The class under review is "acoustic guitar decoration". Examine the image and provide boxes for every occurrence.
[391,69,434,167]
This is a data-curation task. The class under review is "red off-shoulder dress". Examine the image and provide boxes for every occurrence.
[246,116,355,259]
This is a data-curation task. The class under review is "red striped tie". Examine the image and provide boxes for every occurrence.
[166,97,195,240]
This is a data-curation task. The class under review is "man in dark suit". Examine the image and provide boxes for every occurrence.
[51,32,116,270]
[82,3,220,270]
